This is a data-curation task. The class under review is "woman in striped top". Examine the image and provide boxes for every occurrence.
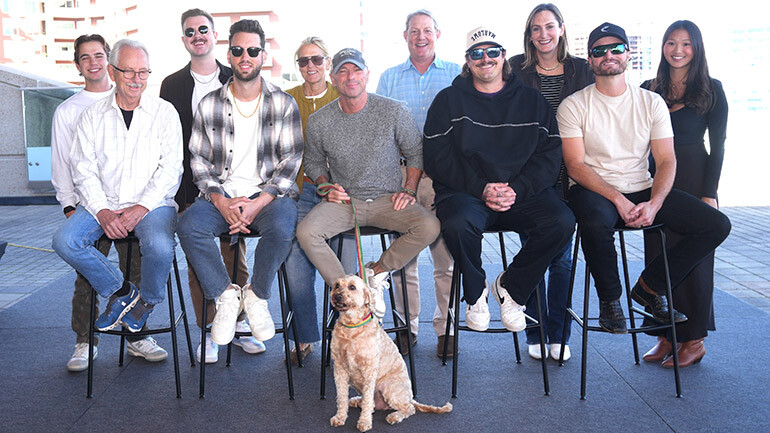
[508,3,594,362]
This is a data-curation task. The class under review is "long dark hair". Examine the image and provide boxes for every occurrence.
[651,20,713,115]
[521,3,569,69]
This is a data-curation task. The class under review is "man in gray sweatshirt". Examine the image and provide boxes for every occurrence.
[297,48,440,320]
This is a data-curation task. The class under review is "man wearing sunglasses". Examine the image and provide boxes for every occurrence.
[375,9,461,357]
[53,39,183,337]
[423,26,574,333]
[178,19,303,348]
[161,9,266,364]
[558,23,730,333]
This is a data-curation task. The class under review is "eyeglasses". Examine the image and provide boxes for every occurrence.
[184,25,209,38]
[111,65,151,80]
[297,55,326,68]
[229,46,263,58]
[467,46,504,61]
[590,42,628,58]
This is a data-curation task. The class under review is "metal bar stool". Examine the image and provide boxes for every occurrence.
[319,227,416,399]
[198,233,299,399]
[557,223,682,399]
[87,234,194,398]
[440,229,550,398]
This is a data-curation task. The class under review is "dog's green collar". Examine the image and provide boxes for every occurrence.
[340,312,373,328]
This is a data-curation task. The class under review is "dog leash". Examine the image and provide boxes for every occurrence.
[316,183,367,284]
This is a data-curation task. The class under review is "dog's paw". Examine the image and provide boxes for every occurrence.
[356,419,373,432]
[385,411,406,425]
[348,396,362,407]
[330,414,347,427]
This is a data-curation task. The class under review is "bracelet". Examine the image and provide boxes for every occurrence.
[402,188,416,197]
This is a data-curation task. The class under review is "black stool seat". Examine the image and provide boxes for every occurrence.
[87,234,194,399]
[197,232,298,399]
[441,229,550,398]
[320,226,417,399]
[558,223,682,398]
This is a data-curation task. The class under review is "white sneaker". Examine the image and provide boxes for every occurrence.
[232,320,266,354]
[491,271,526,332]
[465,287,490,331]
[196,334,219,364]
[528,344,548,360]
[67,343,97,372]
[126,336,168,362]
[364,263,389,320]
[550,343,571,361]
[241,285,275,341]
[211,285,242,345]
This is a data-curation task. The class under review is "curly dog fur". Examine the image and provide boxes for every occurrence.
[329,275,452,432]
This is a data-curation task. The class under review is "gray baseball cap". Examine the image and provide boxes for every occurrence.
[331,48,367,74]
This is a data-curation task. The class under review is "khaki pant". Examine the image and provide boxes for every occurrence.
[391,173,454,337]
[296,194,440,286]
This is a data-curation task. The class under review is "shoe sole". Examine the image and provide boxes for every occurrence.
[232,338,266,354]
[126,346,168,362]
[599,321,628,334]
[95,295,139,332]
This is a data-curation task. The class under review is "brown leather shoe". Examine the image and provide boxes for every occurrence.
[643,336,674,362]
[436,335,457,358]
[393,331,417,356]
[287,343,314,366]
[662,338,705,368]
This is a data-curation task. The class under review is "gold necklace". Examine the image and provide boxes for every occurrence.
[230,84,262,118]
[537,62,560,72]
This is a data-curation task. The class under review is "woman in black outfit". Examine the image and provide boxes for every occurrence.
[508,3,594,362]
[641,20,728,368]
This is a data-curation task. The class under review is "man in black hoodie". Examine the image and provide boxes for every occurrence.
[423,25,574,334]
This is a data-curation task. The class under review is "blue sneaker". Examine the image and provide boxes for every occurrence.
[121,299,154,332]
[95,283,140,331]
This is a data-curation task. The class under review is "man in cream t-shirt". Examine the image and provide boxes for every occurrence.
[557,22,730,334]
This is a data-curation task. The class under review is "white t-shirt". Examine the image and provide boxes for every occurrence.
[557,84,673,194]
[50,87,113,209]
[222,85,263,198]
[191,69,223,116]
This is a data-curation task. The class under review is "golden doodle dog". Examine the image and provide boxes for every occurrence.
[329,275,452,432]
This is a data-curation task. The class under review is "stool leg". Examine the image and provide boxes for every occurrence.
[226,237,238,367]
[619,231,640,364]
[118,238,133,368]
[532,281,550,396]
[559,230,581,367]
[283,265,303,368]
[320,235,344,399]
[451,268,461,399]
[87,288,96,398]
[173,256,195,367]
[166,275,182,398]
[277,264,296,399]
[658,229,682,397]
[399,266,417,397]
[580,261,590,400]
[199,297,207,399]
[441,266,458,365]
[497,233,522,363]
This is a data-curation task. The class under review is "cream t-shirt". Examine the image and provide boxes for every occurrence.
[557,84,673,194]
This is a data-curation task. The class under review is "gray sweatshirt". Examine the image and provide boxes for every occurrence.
[304,93,422,200]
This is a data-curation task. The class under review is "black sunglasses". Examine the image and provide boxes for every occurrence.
[590,42,628,58]
[184,25,209,38]
[467,46,504,61]
[297,55,326,67]
[229,46,263,58]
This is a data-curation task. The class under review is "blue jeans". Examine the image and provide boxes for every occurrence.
[521,234,573,345]
[53,205,177,305]
[177,196,297,300]
[284,183,357,343]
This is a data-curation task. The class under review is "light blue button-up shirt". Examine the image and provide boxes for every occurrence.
[376,57,461,131]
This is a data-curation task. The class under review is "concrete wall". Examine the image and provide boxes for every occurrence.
[0,65,69,200]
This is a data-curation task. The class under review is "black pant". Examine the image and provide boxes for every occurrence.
[436,188,575,305]
[567,185,731,301]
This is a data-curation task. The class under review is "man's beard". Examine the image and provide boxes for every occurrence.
[234,64,261,82]
[592,59,628,76]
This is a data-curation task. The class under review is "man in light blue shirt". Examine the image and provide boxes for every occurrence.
[376,9,461,358]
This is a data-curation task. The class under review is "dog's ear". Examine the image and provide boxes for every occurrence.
[362,284,372,309]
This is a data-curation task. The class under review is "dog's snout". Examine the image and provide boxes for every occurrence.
[333,293,344,304]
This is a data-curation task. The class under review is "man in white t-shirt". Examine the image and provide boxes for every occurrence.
[557,22,730,333]
[160,8,265,364]
[51,34,167,372]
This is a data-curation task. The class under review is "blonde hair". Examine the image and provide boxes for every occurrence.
[294,36,330,63]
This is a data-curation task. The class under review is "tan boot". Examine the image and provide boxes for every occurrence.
[662,338,705,368]
[643,336,674,362]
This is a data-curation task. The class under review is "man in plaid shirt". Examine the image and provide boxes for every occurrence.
[178,19,302,346]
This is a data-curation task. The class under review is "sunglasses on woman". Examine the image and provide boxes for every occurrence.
[184,25,209,38]
[590,42,628,58]
[297,55,326,67]
[467,46,504,61]
[229,46,263,58]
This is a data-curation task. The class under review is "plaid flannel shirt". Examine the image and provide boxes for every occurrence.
[189,77,302,200]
